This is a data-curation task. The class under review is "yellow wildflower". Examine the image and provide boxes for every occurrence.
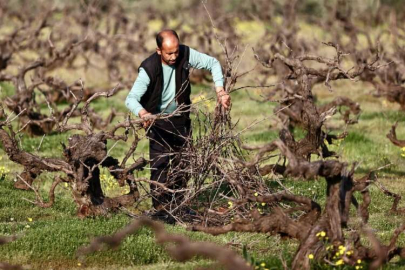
[356,266,360,270]
[191,94,206,104]
[191,94,213,110]
[27,217,33,222]
[77,262,82,266]
[357,259,362,264]
[399,146,405,156]
[336,259,344,265]
[261,202,266,206]
[0,166,10,178]
[254,192,258,197]
[316,231,326,238]
[228,201,233,208]
[260,262,266,267]
[308,254,314,260]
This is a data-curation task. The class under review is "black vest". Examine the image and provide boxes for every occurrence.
[139,45,191,114]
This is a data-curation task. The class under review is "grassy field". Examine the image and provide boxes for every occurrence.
[1,74,405,270]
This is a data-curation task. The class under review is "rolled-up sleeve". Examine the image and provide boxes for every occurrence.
[189,48,224,87]
[125,68,150,116]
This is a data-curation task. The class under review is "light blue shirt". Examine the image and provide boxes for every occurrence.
[126,48,224,116]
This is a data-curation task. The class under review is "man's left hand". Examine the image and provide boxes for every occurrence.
[215,86,231,109]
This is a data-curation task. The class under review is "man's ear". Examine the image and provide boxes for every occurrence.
[156,47,162,55]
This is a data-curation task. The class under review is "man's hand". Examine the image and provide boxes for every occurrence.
[138,109,153,129]
[215,86,231,109]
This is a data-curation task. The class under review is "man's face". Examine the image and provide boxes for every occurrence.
[157,39,179,66]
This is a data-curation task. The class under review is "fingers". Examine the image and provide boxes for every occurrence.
[140,114,153,129]
[139,109,153,128]
[220,94,231,109]
[142,119,152,129]
[216,89,231,109]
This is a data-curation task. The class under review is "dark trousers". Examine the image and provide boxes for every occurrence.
[148,115,191,209]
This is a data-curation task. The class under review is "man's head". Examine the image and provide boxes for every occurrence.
[156,30,180,66]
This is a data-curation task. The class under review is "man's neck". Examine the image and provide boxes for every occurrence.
[161,57,175,66]
[162,62,175,67]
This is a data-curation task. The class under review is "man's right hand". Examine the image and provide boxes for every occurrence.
[138,109,153,129]
[215,86,231,109]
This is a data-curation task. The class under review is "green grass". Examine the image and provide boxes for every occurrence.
[0,179,292,269]
[0,82,15,98]
[0,81,296,269]
[2,16,405,269]
[2,78,405,269]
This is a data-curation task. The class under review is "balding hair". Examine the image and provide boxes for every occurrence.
[156,29,179,49]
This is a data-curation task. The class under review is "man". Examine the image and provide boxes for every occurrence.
[125,29,230,221]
